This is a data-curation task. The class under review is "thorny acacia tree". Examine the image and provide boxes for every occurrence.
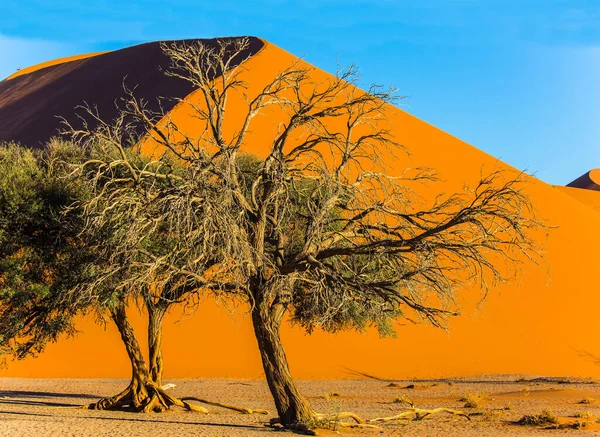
[63,111,267,415]
[68,37,544,428]
[0,140,213,414]
[72,150,209,413]
[0,136,264,415]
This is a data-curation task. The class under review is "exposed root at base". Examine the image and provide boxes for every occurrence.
[180,397,269,415]
[314,411,365,424]
[81,381,266,415]
[270,411,380,435]
[368,407,471,423]
[81,382,209,413]
[154,385,209,413]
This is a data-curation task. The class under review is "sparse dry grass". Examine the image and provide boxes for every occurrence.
[323,391,342,401]
[516,409,559,427]
[459,393,488,409]
[574,411,594,419]
[392,396,414,407]
[579,397,595,404]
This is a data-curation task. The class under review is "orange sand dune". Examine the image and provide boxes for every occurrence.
[2,39,600,380]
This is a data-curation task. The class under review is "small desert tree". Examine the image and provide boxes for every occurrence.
[69,139,219,412]
[0,140,177,412]
[67,38,544,428]
[63,97,268,414]
[0,139,256,415]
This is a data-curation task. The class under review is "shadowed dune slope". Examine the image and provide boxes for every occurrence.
[0,37,264,147]
[2,40,600,380]
[5,52,107,81]
[567,169,600,191]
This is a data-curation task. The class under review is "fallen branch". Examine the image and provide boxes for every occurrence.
[180,397,269,415]
[369,407,471,423]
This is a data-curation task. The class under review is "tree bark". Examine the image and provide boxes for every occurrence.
[147,304,167,387]
[87,301,154,411]
[112,302,153,409]
[251,298,315,426]
[87,301,205,412]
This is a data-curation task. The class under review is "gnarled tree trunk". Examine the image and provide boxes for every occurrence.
[147,303,167,387]
[85,301,206,413]
[87,301,154,411]
[251,298,315,427]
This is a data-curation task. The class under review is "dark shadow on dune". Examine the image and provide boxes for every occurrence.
[0,390,98,399]
[0,410,55,417]
[0,399,80,408]
[0,37,264,147]
[77,415,269,431]
[567,172,600,191]
[341,367,394,381]
[0,410,279,434]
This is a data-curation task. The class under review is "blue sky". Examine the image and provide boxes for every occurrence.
[1,0,599,184]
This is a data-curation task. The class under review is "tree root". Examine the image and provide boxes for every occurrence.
[82,382,209,413]
[314,411,365,424]
[153,385,209,413]
[270,411,381,434]
[180,397,269,415]
[368,407,471,423]
[81,381,266,415]
[82,385,133,411]
[314,412,384,431]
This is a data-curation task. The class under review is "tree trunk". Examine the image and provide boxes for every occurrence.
[85,300,208,413]
[147,304,167,387]
[87,302,153,410]
[112,302,153,409]
[251,299,315,426]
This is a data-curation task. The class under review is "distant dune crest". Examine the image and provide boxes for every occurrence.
[567,169,600,191]
[0,37,264,147]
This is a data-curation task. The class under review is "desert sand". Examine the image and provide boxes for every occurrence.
[2,376,600,436]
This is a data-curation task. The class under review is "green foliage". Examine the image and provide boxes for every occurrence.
[0,140,92,359]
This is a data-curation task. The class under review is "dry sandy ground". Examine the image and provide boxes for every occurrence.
[2,376,600,436]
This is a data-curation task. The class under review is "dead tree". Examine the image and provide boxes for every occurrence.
[66,37,545,428]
